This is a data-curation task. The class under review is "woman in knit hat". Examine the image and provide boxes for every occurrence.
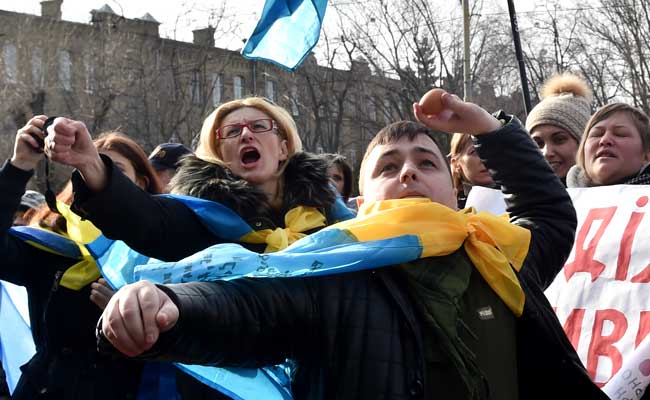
[526,73,593,184]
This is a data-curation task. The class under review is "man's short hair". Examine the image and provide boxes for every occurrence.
[358,121,450,194]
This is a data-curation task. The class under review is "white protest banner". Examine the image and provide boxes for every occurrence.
[545,185,650,395]
[465,186,507,215]
[602,335,650,399]
[468,185,650,397]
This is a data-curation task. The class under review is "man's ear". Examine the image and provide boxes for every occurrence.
[356,196,364,208]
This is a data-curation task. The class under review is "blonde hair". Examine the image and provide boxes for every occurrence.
[196,97,302,163]
[448,132,474,196]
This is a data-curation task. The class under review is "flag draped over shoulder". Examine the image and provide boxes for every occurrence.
[241,0,328,71]
[89,196,529,400]
[0,281,34,394]
[1,193,527,400]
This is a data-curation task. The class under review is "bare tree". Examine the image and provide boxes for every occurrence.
[578,0,650,112]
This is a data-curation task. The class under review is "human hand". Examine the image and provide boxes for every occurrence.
[90,278,115,310]
[45,117,108,191]
[11,115,47,171]
[101,280,179,357]
[413,93,501,135]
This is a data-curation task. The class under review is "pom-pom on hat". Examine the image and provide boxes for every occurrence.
[526,73,593,142]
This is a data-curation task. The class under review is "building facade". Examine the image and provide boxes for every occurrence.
[0,1,403,192]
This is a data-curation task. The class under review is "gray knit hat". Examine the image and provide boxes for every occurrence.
[526,73,593,142]
[19,190,45,211]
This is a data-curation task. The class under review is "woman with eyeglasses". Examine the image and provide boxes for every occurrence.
[45,97,354,398]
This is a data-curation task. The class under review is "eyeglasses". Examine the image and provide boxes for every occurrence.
[216,118,277,139]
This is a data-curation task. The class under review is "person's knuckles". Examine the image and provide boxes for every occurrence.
[119,302,142,323]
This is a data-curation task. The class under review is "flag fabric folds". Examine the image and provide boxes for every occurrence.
[0,281,35,394]
[241,0,328,71]
[90,196,529,400]
[2,194,528,400]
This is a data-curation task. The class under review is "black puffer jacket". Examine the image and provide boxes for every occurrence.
[107,118,606,399]
[0,161,142,400]
[72,152,342,398]
[72,151,340,259]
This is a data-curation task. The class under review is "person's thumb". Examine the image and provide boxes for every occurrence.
[441,93,465,112]
[156,299,179,332]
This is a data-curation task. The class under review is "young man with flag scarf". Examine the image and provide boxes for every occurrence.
[97,93,606,399]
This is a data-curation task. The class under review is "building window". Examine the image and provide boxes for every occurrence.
[190,69,201,104]
[347,149,357,166]
[3,44,17,83]
[32,48,45,88]
[84,53,95,92]
[383,97,392,122]
[233,75,245,99]
[331,102,339,119]
[368,98,377,121]
[212,73,222,106]
[344,98,355,115]
[265,80,276,102]
[59,50,72,91]
[290,85,299,116]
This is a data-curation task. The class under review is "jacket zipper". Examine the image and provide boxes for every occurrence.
[52,270,64,292]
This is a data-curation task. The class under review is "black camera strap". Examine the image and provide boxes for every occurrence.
[41,116,60,214]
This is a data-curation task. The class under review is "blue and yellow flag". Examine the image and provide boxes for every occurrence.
[90,196,529,400]
[0,281,35,394]
[241,0,328,71]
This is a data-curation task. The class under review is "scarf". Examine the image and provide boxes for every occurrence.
[89,197,530,400]
[9,202,102,291]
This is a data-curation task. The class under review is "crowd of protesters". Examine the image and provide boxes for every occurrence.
[0,70,649,400]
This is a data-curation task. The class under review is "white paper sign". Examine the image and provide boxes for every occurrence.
[468,185,650,396]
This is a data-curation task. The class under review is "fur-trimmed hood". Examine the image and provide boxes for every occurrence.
[169,152,337,219]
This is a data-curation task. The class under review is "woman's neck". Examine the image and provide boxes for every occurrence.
[259,179,283,209]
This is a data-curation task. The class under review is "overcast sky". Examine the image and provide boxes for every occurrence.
[3,0,542,50]
[1,0,265,48]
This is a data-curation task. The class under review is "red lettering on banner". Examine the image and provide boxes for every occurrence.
[615,197,647,281]
[564,207,617,282]
[636,311,650,348]
[587,309,628,384]
[631,264,650,283]
[562,308,586,350]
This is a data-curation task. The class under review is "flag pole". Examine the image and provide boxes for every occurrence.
[462,0,472,101]
[506,0,531,115]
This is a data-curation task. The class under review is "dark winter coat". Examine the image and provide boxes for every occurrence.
[0,161,142,400]
[100,118,607,399]
[71,151,340,259]
[72,151,342,398]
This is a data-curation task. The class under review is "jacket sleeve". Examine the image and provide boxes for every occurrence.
[0,161,65,285]
[70,155,218,261]
[473,114,577,290]
[135,278,318,367]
